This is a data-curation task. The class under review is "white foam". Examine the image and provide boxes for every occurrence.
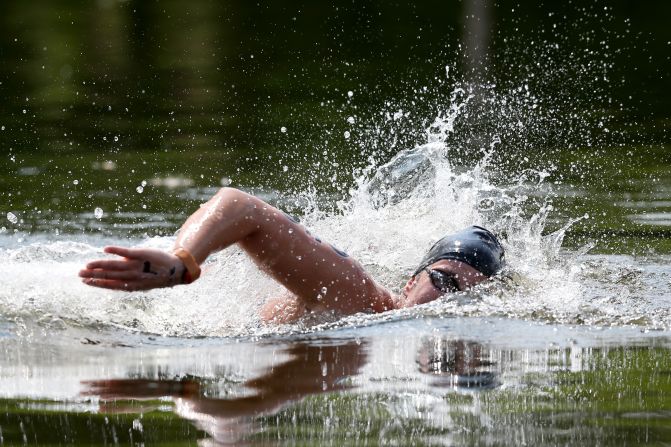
[2,84,670,336]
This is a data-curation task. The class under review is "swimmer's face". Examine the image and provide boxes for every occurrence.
[400,259,487,308]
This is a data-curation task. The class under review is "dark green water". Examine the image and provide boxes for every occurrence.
[1,0,669,251]
[1,0,671,445]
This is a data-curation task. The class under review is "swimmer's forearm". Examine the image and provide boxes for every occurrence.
[173,188,261,263]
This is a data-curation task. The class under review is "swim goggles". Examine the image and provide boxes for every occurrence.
[424,268,460,293]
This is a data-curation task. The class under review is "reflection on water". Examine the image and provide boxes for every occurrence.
[83,341,367,444]
[0,0,670,444]
[80,337,504,444]
[417,338,498,389]
[2,319,667,445]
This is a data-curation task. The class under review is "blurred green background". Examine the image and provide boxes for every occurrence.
[0,0,669,251]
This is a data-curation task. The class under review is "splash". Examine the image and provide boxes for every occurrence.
[0,238,273,337]
[1,78,669,337]
[293,83,586,329]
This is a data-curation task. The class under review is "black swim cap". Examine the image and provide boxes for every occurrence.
[414,226,505,277]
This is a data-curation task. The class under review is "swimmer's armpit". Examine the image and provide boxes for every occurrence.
[260,294,311,324]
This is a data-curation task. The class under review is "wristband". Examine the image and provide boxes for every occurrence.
[172,248,201,284]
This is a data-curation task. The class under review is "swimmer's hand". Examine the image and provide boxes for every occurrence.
[79,246,185,291]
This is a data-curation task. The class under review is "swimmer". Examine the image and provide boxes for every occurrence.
[79,188,504,323]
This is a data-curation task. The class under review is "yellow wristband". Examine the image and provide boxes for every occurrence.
[172,248,201,284]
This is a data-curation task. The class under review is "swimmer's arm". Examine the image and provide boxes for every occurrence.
[80,188,263,290]
[80,188,395,316]
[260,294,313,324]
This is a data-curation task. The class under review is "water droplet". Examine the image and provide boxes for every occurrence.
[1,126,4,131]
[288,228,294,234]
[94,207,103,219]
[6,212,18,224]
[283,165,289,172]
[344,131,351,139]
[280,126,287,133]
[114,136,119,142]
[347,91,353,97]
[22,109,26,114]
[321,286,328,294]
[347,116,355,124]
[136,185,144,193]
[141,180,147,187]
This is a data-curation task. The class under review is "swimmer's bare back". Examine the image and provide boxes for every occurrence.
[79,188,396,323]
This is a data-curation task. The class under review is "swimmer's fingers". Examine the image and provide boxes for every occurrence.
[79,269,146,281]
[103,246,181,271]
[81,278,154,292]
[103,246,149,260]
[104,246,167,263]
[81,246,183,291]
[83,259,142,271]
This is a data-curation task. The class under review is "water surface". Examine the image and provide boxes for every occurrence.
[1,0,670,445]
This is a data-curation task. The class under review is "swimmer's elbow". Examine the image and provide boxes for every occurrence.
[211,187,259,215]
[215,186,243,200]
[215,187,262,208]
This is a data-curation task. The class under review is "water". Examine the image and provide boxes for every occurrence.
[3,126,670,336]
[1,0,671,445]
[2,317,671,445]
[2,96,671,443]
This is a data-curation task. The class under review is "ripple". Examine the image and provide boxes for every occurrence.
[627,212,671,226]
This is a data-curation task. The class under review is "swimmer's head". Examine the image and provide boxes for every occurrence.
[399,226,505,308]
[414,226,505,278]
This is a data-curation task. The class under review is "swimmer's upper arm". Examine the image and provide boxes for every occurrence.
[238,202,393,317]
